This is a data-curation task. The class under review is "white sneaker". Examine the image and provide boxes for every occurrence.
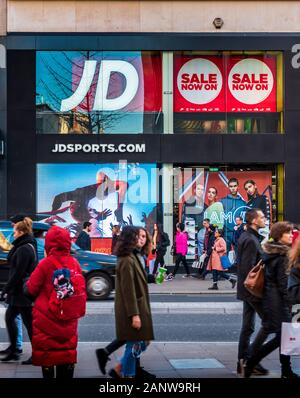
[165,274,174,281]
[182,274,191,278]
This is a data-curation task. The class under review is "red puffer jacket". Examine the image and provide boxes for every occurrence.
[27,226,83,367]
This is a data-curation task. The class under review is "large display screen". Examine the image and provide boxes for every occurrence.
[36,51,162,134]
[37,163,158,239]
[178,169,272,255]
[174,51,283,134]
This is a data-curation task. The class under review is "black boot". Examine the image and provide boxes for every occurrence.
[229,278,237,289]
[22,356,32,365]
[136,366,156,379]
[0,346,13,356]
[208,283,218,290]
[96,348,110,375]
[0,351,20,362]
[243,359,255,378]
[135,358,156,379]
[56,364,75,379]
[281,364,300,378]
[42,366,55,379]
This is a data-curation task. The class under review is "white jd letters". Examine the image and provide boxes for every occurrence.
[60,60,139,112]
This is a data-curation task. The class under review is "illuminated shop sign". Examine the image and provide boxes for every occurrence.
[61,60,139,112]
[37,52,162,114]
[51,143,146,153]
[175,56,276,112]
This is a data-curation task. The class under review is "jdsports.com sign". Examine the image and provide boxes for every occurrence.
[175,56,276,112]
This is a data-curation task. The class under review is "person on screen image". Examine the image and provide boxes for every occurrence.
[244,180,271,224]
[204,186,224,229]
[182,183,207,228]
[48,171,128,235]
[244,179,271,242]
[220,178,247,251]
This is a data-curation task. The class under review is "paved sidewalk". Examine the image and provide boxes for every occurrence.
[0,342,299,378]
[85,301,242,314]
[148,275,237,295]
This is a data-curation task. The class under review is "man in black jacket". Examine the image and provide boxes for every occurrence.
[75,222,91,251]
[236,208,269,376]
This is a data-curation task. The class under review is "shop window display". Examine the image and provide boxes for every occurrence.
[174,51,283,134]
[175,166,276,260]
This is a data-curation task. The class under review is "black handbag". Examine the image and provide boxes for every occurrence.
[170,244,176,256]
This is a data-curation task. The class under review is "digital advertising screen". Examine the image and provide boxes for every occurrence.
[37,163,158,242]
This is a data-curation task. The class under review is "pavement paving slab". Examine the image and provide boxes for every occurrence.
[0,341,296,379]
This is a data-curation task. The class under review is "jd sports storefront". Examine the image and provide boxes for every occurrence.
[3,33,300,257]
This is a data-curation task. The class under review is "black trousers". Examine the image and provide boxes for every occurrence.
[248,330,291,370]
[173,254,190,276]
[152,252,165,275]
[42,364,75,379]
[212,269,232,283]
[105,339,126,355]
[238,299,269,361]
[104,339,142,368]
[5,305,32,352]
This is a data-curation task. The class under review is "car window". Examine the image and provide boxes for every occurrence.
[34,238,81,254]
[71,242,81,251]
[35,238,45,253]
[0,231,12,251]
[0,225,81,254]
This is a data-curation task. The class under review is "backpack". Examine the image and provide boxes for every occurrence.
[48,257,87,321]
[163,232,170,248]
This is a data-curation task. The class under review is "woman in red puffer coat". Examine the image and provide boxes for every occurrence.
[26,226,84,379]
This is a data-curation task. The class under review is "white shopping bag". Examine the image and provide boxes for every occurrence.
[192,253,206,269]
[281,322,300,355]
[149,259,156,274]
[228,250,236,266]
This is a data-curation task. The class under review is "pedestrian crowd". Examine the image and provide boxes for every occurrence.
[0,209,300,379]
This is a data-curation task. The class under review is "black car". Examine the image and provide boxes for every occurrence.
[0,221,116,300]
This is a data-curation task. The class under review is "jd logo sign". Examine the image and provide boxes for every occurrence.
[60,60,139,112]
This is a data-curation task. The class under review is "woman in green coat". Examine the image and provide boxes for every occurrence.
[114,226,154,377]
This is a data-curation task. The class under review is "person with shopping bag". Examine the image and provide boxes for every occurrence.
[281,237,300,357]
[207,228,236,291]
[243,222,299,378]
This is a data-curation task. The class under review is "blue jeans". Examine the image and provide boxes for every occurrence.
[16,314,23,350]
[121,341,147,377]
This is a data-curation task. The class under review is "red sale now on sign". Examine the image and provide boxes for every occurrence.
[174,56,225,112]
[227,56,276,112]
[174,55,277,113]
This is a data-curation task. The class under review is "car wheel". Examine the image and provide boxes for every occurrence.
[86,272,113,300]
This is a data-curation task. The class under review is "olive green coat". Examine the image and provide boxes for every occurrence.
[114,253,154,341]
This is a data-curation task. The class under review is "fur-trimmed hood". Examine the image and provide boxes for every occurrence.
[262,240,290,256]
